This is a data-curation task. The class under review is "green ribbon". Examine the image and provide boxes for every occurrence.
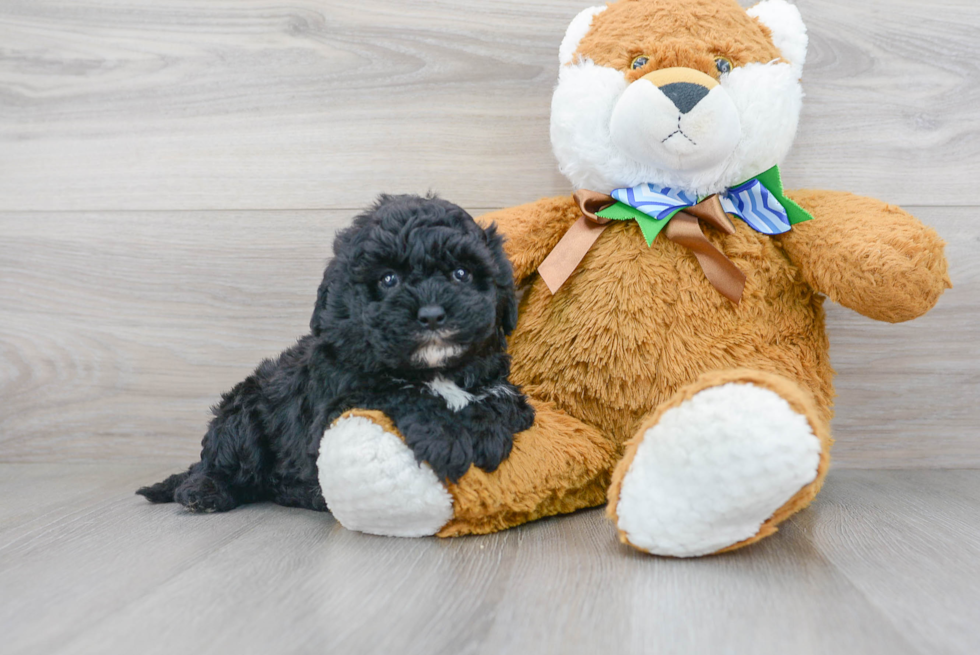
[595,165,814,246]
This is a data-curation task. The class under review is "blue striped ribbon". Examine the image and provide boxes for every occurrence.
[719,179,792,235]
[610,177,793,237]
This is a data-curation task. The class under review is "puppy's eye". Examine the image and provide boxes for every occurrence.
[452,268,471,283]
[379,272,399,289]
[715,57,733,75]
[630,56,649,71]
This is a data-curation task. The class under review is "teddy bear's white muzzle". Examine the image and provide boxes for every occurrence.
[609,77,741,174]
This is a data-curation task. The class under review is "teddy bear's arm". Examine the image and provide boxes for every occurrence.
[478,195,582,285]
[776,190,951,323]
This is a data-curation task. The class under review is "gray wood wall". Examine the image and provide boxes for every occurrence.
[1,0,977,467]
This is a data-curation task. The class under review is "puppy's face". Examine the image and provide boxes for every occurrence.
[311,195,517,372]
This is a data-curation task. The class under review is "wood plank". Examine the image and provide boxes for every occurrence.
[465,509,917,655]
[808,470,980,655]
[9,465,976,655]
[0,462,174,544]
[56,503,520,655]
[57,510,921,655]
[0,465,274,655]
[0,207,976,466]
[0,0,977,211]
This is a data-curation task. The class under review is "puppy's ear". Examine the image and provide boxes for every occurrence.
[484,222,519,335]
[312,216,365,336]
[310,259,340,336]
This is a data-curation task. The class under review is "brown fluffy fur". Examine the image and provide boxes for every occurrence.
[504,196,836,449]
[463,186,947,552]
[576,0,783,78]
[337,403,616,537]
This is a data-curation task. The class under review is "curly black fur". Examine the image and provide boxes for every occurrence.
[137,194,534,513]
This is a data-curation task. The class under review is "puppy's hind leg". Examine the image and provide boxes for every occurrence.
[170,379,271,513]
[136,469,193,504]
[173,471,241,513]
[138,464,241,512]
[271,480,328,512]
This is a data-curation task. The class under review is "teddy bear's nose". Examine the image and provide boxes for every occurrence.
[660,82,710,114]
[417,305,447,330]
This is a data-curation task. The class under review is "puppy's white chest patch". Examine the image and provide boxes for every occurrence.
[413,342,464,368]
[425,376,475,412]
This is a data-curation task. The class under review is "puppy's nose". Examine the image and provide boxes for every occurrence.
[417,305,447,330]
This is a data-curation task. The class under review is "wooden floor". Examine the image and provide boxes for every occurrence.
[0,465,977,655]
[2,0,979,653]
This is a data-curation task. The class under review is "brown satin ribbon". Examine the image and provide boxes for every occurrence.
[537,190,614,295]
[537,191,747,304]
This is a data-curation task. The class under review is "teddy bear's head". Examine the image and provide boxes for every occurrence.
[551,0,807,197]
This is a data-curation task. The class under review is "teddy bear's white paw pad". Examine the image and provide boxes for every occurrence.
[616,383,820,557]
[317,416,453,537]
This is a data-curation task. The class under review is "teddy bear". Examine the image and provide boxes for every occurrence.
[316,0,951,557]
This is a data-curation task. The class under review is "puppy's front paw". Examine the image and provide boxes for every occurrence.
[405,422,474,483]
[471,424,514,474]
[463,388,530,473]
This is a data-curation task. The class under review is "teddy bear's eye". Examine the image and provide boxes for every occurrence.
[630,56,649,70]
[452,267,471,283]
[379,272,399,289]
[715,57,733,75]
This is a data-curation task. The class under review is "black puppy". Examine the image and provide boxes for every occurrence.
[138,195,535,513]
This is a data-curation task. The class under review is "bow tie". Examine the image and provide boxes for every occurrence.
[537,165,814,304]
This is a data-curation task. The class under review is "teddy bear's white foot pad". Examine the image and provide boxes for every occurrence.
[615,383,821,557]
[317,415,453,537]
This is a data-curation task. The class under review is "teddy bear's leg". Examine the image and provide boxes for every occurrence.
[607,369,832,558]
[317,410,455,537]
[437,399,615,537]
[318,401,616,538]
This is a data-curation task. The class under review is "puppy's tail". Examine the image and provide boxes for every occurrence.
[136,470,191,504]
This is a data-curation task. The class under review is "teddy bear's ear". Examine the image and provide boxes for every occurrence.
[559,5,607,66]
[748,0,808,77]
